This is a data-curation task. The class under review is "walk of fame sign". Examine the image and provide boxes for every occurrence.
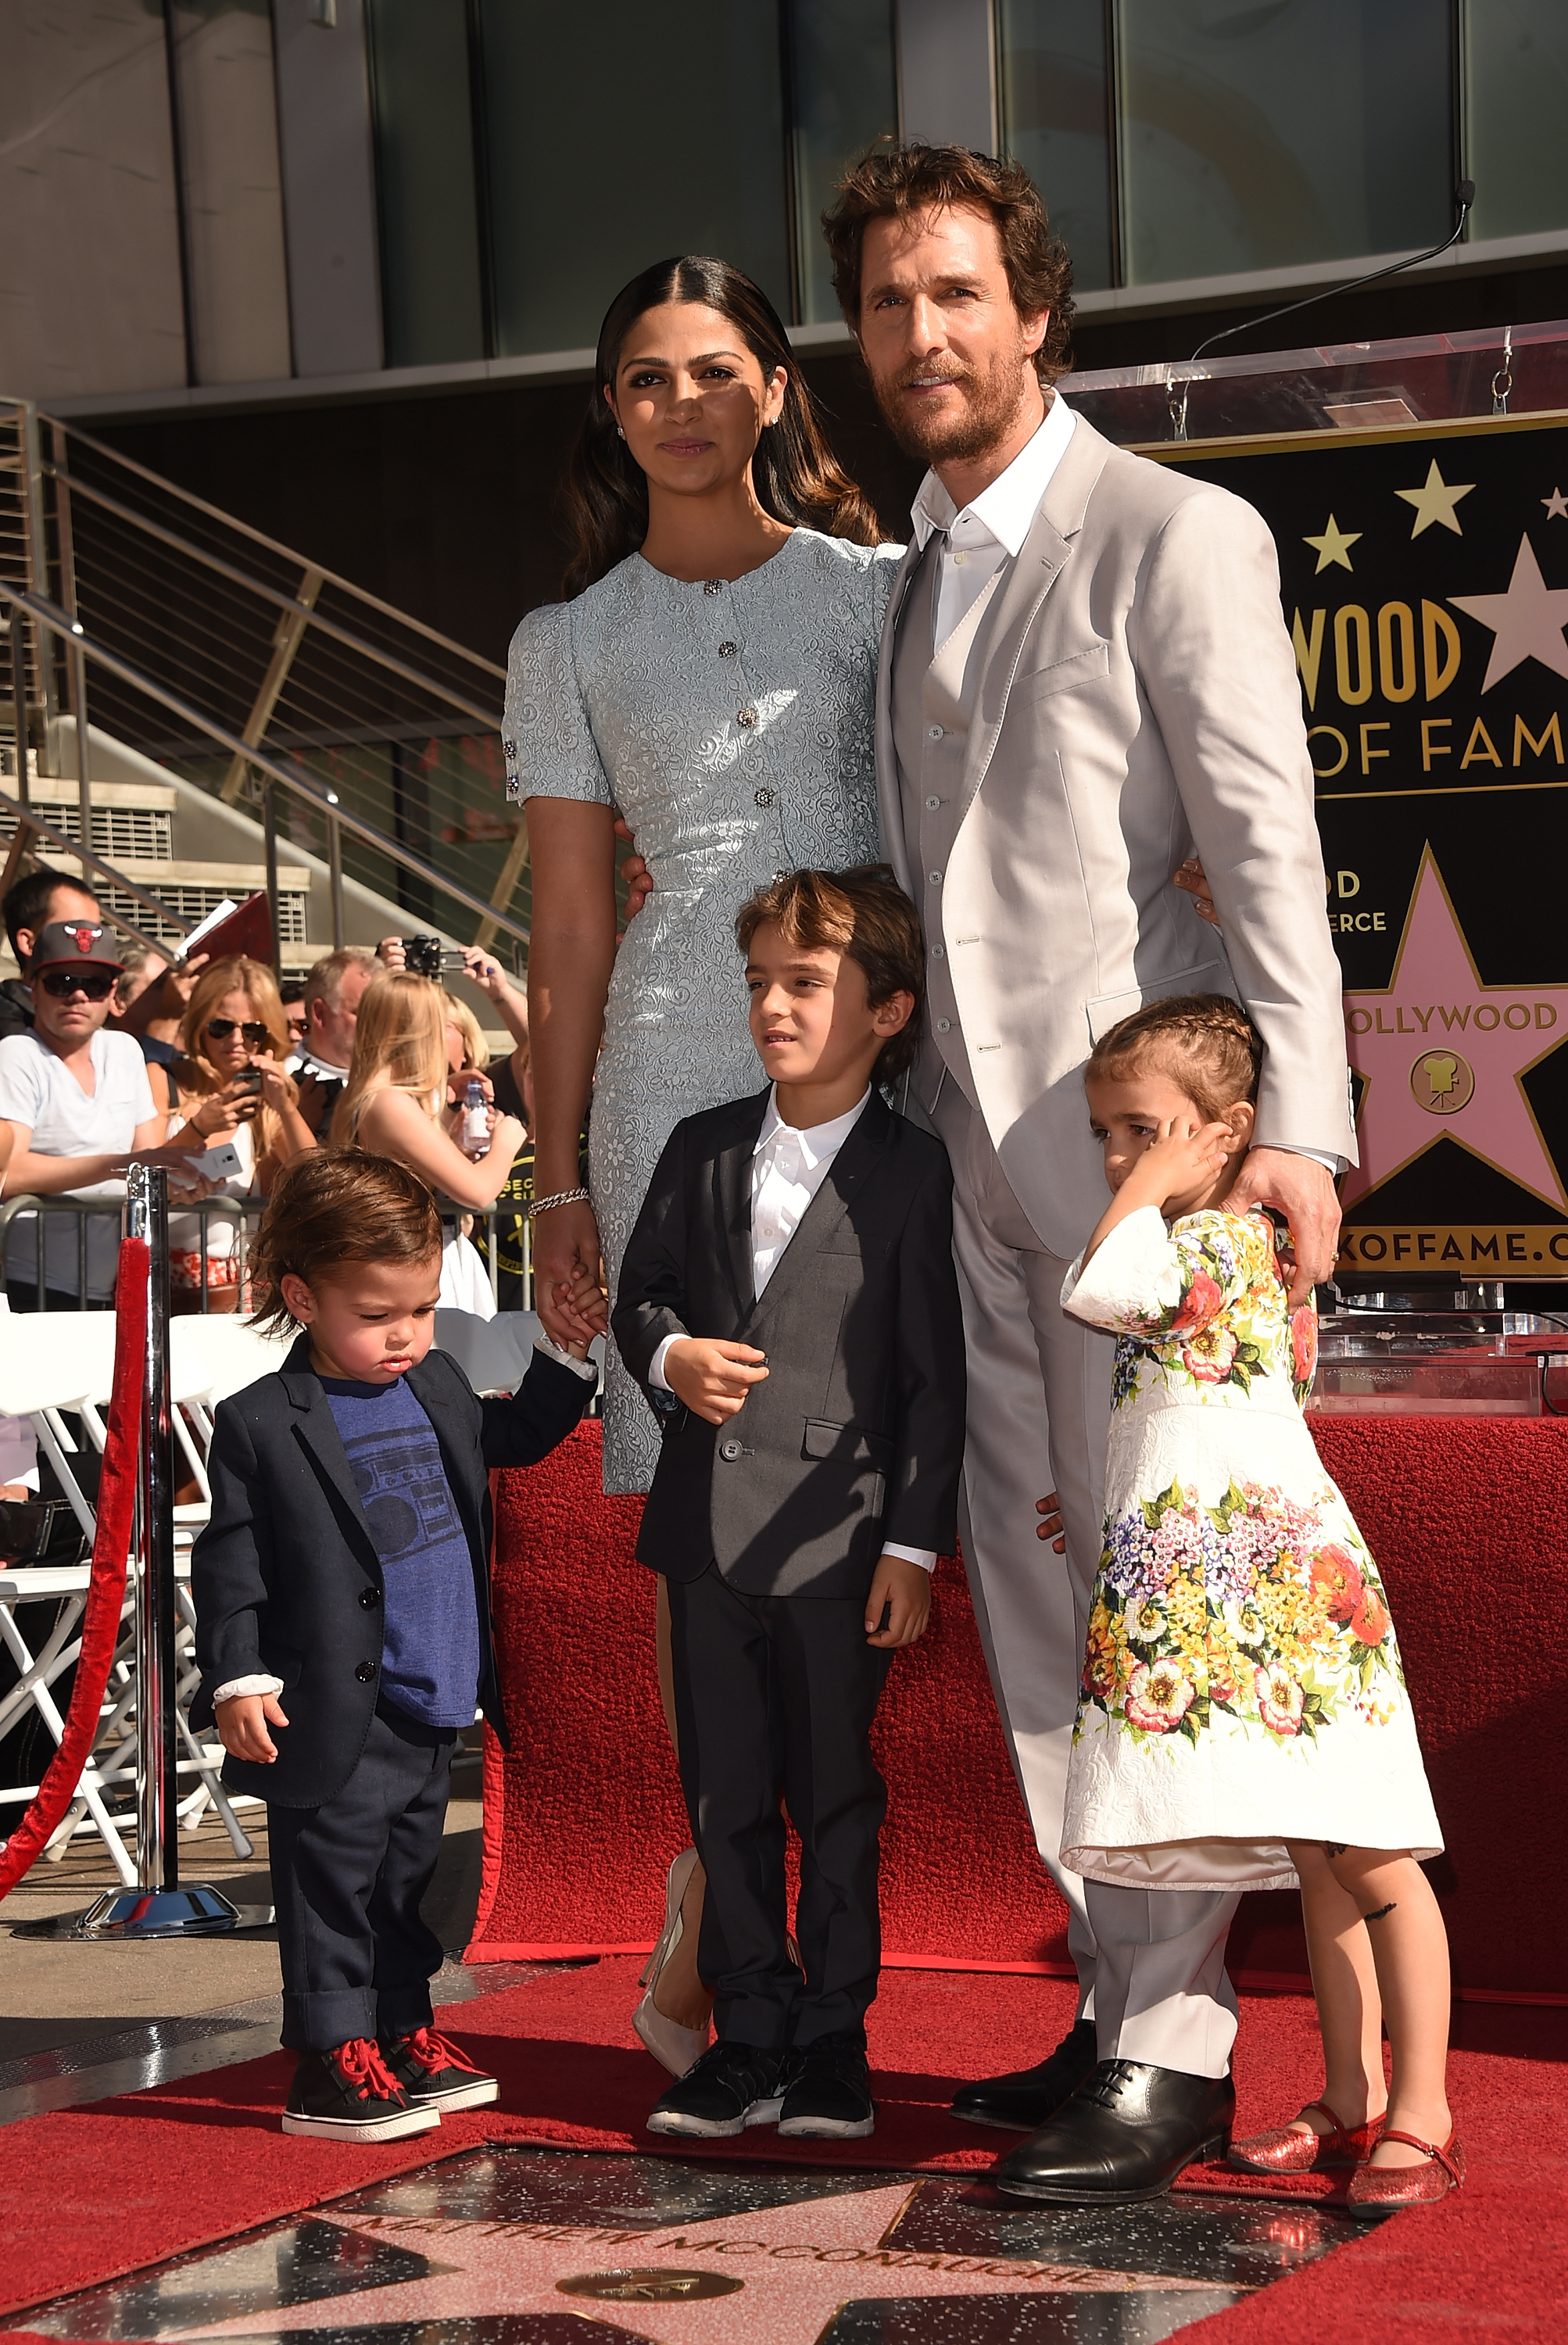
[1155,406,1568,1276]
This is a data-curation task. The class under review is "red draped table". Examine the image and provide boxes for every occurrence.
[474,1415,1568,2002]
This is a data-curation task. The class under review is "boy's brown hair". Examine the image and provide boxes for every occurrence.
[822,142,1075,386]
[735,864,925,1085]
[249,1148,442,1336]
[1086,994,1263,1126]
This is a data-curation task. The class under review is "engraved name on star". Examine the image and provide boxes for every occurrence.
[1303,514,1361,574]
[1341,847,1568,1215]
[1394,458,1474,536]
[1543,487,1568,520]
[1448,533,1568,690]
[177,2183,1219,2345]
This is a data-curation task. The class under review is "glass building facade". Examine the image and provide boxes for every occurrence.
[4,1,1568,403]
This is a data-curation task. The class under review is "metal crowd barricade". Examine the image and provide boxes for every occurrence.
[0,1192,266,1312]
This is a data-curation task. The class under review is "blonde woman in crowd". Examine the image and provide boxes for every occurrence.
[330,971,524,1312]
[158,955,316,1307]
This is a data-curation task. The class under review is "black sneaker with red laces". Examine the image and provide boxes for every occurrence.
[281,2038,441,2141]
[379,2025,499,2111]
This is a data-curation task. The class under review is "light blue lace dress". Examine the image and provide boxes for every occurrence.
[504,529,901,1491]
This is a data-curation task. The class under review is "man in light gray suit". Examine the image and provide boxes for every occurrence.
[823,145,1355,2203]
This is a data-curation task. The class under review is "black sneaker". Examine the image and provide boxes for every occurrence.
[281,2039,442,2141]
[646,2039,786,2139]
[777,2032,876,2139]
[379,2025,499,2111]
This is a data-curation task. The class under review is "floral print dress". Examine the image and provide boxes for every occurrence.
[1058,1204,1441,1892]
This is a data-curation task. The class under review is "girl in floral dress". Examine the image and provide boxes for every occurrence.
[1059,995,1459,2218]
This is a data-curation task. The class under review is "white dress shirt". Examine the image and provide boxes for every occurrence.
[911,388,1077,648]
[910,395,1342,1180]
[650,1086,936,1572]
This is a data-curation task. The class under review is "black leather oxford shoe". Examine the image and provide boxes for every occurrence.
[993,2059,1236,2204]
[950,2018,1099,2132]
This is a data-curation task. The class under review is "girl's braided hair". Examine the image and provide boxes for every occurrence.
[1086,993,1263,1124]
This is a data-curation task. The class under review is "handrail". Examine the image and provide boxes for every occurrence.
[52,421,507,681]
[0,787,187,956]
[0,581,529,947]
[50,467,503,730]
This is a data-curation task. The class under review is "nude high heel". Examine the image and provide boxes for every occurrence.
[633,1849,712,2078]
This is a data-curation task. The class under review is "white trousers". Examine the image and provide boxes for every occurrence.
[931,1082,1240,2078]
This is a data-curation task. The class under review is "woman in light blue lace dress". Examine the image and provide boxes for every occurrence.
[507,256,899,2072]
[507,256,898,1497]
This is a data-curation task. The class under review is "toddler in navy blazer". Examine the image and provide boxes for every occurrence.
[192,1148,595,2140]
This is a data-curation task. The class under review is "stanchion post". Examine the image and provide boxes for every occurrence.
[76,1166,246,1936]
[128,1162,178,1891]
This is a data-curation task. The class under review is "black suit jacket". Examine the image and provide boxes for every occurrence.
[191,1334,591,1806]
[613,1087,965,1599]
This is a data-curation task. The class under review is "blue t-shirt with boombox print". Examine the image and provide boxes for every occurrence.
[321,1375,480,1730]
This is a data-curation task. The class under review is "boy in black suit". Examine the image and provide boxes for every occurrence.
[614,865,965,2141]
[192,1148,595,2141]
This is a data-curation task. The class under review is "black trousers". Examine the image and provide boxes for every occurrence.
[665,1563,891,2051]
[267,1697,456,2053]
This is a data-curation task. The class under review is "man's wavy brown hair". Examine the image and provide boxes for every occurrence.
[822,143,1075,386]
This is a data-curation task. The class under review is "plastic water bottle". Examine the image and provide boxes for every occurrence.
[461,1076,489,1155]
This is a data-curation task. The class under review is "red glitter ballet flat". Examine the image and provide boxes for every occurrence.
[1229,2100,1386,2174]
[1346,2128,1464,2218]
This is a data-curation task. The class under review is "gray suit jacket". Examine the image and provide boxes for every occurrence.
[877,410,1355,1260]
[612,1087,965,1599]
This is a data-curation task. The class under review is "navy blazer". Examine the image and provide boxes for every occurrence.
[191,1334,591,1806]
[613,1087,965,1599]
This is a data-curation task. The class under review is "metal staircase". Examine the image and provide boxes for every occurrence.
[0,396,527,961]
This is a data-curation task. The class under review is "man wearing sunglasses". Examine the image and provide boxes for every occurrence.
[0,920,206,1309]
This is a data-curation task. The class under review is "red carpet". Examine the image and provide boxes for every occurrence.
[478,1417,1568,2000]
[1,1960,1563,2342]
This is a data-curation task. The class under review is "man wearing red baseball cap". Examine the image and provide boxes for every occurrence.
[0,918,202,1308]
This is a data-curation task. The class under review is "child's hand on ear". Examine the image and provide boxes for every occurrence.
[1122,1117,1234,1212]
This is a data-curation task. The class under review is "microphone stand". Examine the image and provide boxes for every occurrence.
[1167,183,1475,441]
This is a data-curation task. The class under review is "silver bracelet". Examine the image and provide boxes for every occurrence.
[527,1184,591,1220]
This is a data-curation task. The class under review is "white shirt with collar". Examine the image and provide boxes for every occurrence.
[911,388,1077,649]
[650,1085,935,1573]
[908,396,1341,1179]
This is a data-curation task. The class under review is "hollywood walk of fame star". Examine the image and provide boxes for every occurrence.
[1448,532,1568,690]
[177,2182,1223,2345]
[1302,514,1360,574]
[1543,487,1568,521]
[1394,458,1473,537]
[1340,847,1568,1215]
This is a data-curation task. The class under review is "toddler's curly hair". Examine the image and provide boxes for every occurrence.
[1086,993,1262,1125]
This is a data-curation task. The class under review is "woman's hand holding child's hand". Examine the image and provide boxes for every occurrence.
[665,1337,768,1424]
[865,1553,932,1649]
[215,1690,289,1764]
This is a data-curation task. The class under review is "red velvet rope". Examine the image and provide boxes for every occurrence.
[0,1237,149,1897]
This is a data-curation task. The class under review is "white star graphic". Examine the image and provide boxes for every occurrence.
[1448,533,1568,690]
[1302,514,1360,574]
[177,2185,1223,2345]
[1543,487,1568,521]
[1394,459,1473,537]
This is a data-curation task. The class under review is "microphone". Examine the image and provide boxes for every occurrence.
[1186,182,1475,369]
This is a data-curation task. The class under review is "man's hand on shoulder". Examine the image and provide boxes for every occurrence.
[865,1553,932,1649]
[664,1337,768,1424]
[1225,1147,1341,1305]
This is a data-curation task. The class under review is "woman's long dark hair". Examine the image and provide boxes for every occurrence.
[560,256,882,598]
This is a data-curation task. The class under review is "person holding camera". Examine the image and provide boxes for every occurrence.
[160,955,317,1308]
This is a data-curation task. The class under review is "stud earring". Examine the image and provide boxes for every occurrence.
[616,425,625,439]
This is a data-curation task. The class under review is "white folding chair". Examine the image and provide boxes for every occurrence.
[433,1308,605,1398]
